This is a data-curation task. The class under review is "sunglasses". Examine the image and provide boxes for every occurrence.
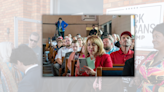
[30,39,38,43]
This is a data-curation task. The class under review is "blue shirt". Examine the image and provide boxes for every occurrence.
[106,47,119,55]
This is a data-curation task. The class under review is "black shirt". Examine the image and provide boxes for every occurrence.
[89,29,97,35]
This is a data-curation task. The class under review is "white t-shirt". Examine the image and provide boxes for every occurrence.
[55,47,73,60]
[52,41,57,47]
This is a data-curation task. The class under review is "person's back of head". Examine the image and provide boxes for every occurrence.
[10,44,38,65]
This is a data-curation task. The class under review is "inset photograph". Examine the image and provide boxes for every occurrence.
[42,15,135,77]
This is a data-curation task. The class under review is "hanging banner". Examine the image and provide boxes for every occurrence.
[106,3,164,51]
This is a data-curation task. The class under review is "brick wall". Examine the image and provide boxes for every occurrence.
[0,0,50,47]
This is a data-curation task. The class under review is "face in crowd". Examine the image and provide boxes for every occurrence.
[57,40,63,47]
[77,38,83,47]
[29,35,39,48]
[103,38,113,51]
[87,40,98,56]
[65,37,72,47]
[92,26,95,29]
[62,39,66,46]
[120,34,132,47]
[68,34,72,38]
[73,37,77,41]
[112,34,117,42]
[59,19,62,23]
[152,31,164,50]
[72,42,79,52]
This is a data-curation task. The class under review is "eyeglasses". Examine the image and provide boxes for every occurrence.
[30,39,38,43]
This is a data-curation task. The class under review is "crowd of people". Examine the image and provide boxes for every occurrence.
[49,29,135,76]
[0,21,164,92]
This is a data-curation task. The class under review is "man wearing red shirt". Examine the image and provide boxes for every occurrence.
[110,31,134,64]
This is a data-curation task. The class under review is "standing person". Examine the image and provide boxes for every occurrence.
[133,23,164,92]
[0,42,23,92]
[89,24,97,36]
[28,32,41,64]
[110,31,134,64]
[56,17,68,39]
[10,44,43,92]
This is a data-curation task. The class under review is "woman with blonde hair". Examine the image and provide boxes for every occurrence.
[82,35,113,76]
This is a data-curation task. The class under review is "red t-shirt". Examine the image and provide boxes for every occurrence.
[110,49,134,64]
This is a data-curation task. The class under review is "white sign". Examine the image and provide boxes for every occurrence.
[106,3,164,51]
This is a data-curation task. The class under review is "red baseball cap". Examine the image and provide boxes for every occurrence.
[121,31,132,37]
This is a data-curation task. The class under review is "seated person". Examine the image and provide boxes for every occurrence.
[77,37,83,47]
[67,43,85,74]
[73,36,77,41]
[61,40,80,75]
[54,37,73,76]
[77,35,113,76]
[67,40,81,71]
[76,34,81,38]
[103,36,119,55]
[62,39,66,47]
[110,31,134,64]
[53,39,63,52]
[68,34,72,38]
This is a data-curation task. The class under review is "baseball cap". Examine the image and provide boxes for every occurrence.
[121,31,132,37]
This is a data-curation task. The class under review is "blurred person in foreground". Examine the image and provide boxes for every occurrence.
[10,44,43,92]
[110,31,134,64]
[82,35,113,76]
[134,23,164,92]
[103,36,119,55]
[28,32,41,64]
[0,42,23,92]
